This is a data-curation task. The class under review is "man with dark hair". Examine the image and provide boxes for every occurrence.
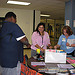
[0,12,31,75]
[5,12,16,19]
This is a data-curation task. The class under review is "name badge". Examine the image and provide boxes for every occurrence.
[62,38,66,42]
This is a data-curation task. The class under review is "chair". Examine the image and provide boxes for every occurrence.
[20,63,43,75]
[23,54,28,65]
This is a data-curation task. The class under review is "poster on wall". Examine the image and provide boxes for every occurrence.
[73,20,75,27]
[66,20,70,26]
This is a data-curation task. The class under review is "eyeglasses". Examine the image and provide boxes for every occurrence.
[39,27,44,29]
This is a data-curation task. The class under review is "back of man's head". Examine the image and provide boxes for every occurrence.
[5,12,16,19]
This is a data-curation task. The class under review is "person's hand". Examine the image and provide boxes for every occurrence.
[27,44,31,48]
[54,46,57,49]
[49,46,53,49]
[41,48,45,53]
[70,44,75,47]
[66,42,70,46]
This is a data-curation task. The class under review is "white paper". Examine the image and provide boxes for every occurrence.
[57,64,73,68]
[73,20,75,27]
[66,20,70,26]
[56,73,69,75]
[45,50,66,63]
[67,39,75,49]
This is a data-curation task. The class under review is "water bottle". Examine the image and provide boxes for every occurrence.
[36,49,40,60]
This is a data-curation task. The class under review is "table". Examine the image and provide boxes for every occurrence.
[27,57,71,75]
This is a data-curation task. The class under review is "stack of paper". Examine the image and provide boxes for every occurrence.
[69,69,75,74]
[67,60,75,64]
[57,64,73,69]
[31,62,46,66]
[38,67,59,74]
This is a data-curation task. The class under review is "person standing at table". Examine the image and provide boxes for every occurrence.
[0,12,31,75]
[31,23,52,57]
[54,26,75,56]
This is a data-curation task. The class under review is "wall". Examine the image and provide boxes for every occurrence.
[35,10,40,30]
[0,8,40,44]
[65,0,75,34]
[72,0,75,34]
[65,1,72,28]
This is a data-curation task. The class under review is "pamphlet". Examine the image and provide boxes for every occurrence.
[67,39,75,49]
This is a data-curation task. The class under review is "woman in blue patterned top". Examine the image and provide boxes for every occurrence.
[54,26,75,56]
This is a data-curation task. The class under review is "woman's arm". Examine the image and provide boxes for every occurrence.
[35,44,45,52]
[54,44,60,49]
[48,44,53,49]
[71,44,75,47]
[66,42,75,47]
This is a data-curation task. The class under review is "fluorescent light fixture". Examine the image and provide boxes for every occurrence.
[40,14,50,17]
[7,1,31,5]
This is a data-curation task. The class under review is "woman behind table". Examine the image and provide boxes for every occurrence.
[31,23,52,57]
[54,26,75,56]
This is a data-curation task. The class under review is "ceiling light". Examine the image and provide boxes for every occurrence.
[40,14,50,17]
[7,1,31,5]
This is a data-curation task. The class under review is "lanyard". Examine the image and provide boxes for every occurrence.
[41,36,43,45]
